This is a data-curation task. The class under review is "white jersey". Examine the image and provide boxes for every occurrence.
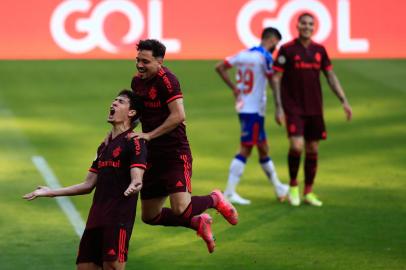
[225,46,274,116]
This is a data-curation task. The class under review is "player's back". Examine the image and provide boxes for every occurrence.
[228,47,273,116]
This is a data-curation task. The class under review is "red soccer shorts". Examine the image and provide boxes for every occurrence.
[286,114,327,141]
[141,152,193,200]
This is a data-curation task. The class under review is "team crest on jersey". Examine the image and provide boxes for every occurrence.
[278,55,286,64]
[149,87,157,100]
[314,52,321,63]
[112,146,122,158]
[294,54,301,61]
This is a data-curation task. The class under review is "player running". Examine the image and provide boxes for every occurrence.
[215,27,289,205]
[23,90,147,270]
[130,39,238,253]
[272,13,353,207]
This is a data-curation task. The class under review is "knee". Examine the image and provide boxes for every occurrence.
[290,140,304,153]
[257,144,269,158]
[305,142,319,154]
[142,215,152,224]
[171,204,186,216]
[103,261,122,270]
[239,146,252,158]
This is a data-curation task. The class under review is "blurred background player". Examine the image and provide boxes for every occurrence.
[130,39,238,253]
[272,13,353,207]
[215,27,289,205]
[23,90,147,270]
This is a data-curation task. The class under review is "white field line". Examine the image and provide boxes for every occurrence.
[32,156,85,237]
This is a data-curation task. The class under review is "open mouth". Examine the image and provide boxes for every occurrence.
[109,107,115,116]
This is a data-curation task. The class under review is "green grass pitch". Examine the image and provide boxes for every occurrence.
[0,59,405,269]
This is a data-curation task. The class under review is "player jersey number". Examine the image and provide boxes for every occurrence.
[237,68,254,94]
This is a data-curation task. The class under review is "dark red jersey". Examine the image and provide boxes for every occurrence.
[86,129,147,228]
[131,66,190,158]
[273,39,332,116]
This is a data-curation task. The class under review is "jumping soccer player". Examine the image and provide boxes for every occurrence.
[23,90,147,270]
[272,13,353,207]
[215,27,289,205]
[130,39,238,253]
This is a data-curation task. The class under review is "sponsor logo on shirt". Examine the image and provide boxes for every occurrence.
[162,75,173,92]
[134,139,141,156]
[144,100,162,108]
[294,62,321,70]
[98,160,121,168]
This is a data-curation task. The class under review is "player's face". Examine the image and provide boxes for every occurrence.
[297,15,314,40]
[268,37,280,53]
[108,95,135,124]
[136,50,162,80]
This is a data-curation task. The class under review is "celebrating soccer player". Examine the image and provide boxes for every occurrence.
[130,39,238,253]
[23,90,147,270]
[272,13,353,207]
[215,27,289,205]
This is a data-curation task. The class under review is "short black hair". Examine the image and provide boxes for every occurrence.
[261,27,282,41]
[298,12,314,22]
[117,89,143,121]
[136,39,166,58]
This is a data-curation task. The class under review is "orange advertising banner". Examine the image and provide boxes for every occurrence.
[0,0,404,59]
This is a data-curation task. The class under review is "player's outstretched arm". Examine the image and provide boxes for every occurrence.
[22,172,98,201]
[270,71,285,125]
[124,167,145,196]
[215,61,239,98]
[323,70,353,121]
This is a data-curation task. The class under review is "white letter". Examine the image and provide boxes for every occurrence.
[236,0,278,48]
[148,0,181,53]
[337,0,369,52]
[50,0,95,54]
[92,0,145,53]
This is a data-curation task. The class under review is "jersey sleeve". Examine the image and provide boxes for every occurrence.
[321,47,333,71]
[273,46,288,72]
[129,138,147,169]
[89,143,105,174]
[224,51,243,68]
[262,53,274,79]
[158,71,183,104]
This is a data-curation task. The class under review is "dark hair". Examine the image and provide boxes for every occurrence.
[298,12,314,22]
[136,39,166,58]
[117,89,143,121]
[261,27,282,41]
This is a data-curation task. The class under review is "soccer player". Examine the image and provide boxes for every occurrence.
[23,90,147,270]
[215,27,289,205]
[272,13,353,207]
[130,39,238,253]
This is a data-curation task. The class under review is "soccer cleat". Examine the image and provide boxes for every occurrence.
[275,183,289,202]
[288,186,300,206]
[304,193,323,207]
[193,213,216,253]
[224,192,251,205]
[211,189,238,225]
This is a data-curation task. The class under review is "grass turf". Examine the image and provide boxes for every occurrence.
[0,59,405,269]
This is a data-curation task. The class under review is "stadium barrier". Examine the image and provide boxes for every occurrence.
[0,0,404,59]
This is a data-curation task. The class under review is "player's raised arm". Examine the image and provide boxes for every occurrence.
[323,69,353,121]
[215,61,239,98]
[22,171,98,201]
